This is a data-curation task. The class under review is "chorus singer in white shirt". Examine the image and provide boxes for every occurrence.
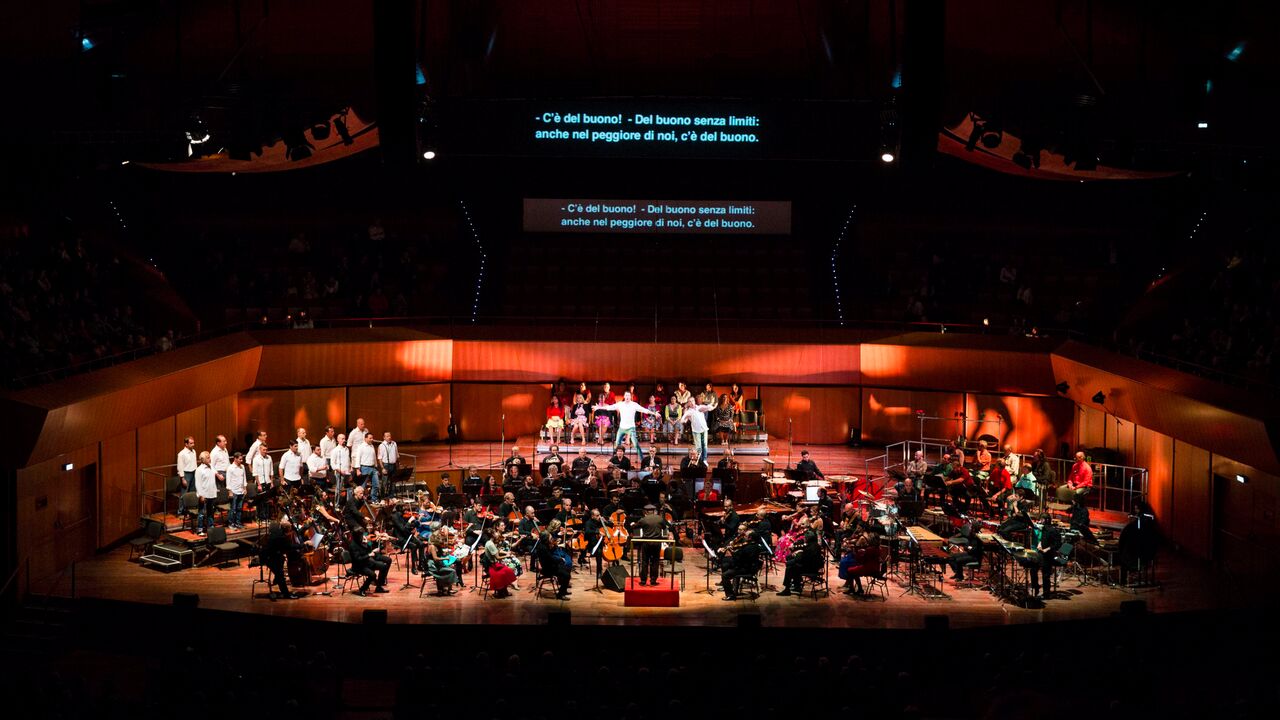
[593,391,659,466]
[210,435,231,482]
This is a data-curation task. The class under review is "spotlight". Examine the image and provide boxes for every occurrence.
[79,35,95,52]
[62,462,74,472]
[1091,391,1106,404]
[1235,474,1248,484]
[880,151,896,163]
[982,317,990,327]
[1196,122,1209,129]
[422,150,437,160]
[1055,381,1070,395]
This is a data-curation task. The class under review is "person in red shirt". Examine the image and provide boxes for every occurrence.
[697,482,719,502]
[545,396,566,446]
[988,458,1014,515]
[1060,451,1094,502]
[946,466,976,513]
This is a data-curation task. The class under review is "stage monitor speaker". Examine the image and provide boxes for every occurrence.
[173,592,199,608]
[601,565,629,592]
[363,609,388,625]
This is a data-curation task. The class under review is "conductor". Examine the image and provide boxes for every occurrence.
[630,504,672,586]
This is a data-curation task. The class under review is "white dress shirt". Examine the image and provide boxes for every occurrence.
[596,400,655,431]
[306,453,328,478]
[348,427,367,448]
[679,404,716,434]
[354,441,376,468]
[225,464,247,495]
[296,437,311,459]
[319,436,337,459]
[251,454,274,484]
[279,450,303,482]
[378,440,398,465]
[176,447,197,474]
[210,445,230,473]
[1006,453,1021,477]
[330,445,352,473]
[195,465,218,499]
[246,439,264,464]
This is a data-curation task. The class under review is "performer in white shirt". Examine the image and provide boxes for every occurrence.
[245,430,268,469]
[306,445,329,486]
[593,391,659,466]
[295,427,311,460]
[225,453,247,529]
[210,435,231,482]
[176,436,197,517]
[195,451,218,535]
[1003,445,1020,478]
[330,433,352,498]
[354,434,379,501]
[678,398,717,464]
[377,431,399,492]
[348,417,369,449]
[319,425,338,460]
[279,439,303,486]
[251,444,274,488]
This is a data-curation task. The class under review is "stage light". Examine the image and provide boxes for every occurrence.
[1091,391,1106,404]
[1235,474,1248,484]
[422,150,437,160]
[1055,381,1070,394]
[80,36,95,52]
[1197,122,1209,129]
[982,318,990,326]
[1226,41,1246,62]
[120,160,129,165]
[62,462,74,472]
[880,151,896,163]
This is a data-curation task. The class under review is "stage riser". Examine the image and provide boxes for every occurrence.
[533,442,769,456]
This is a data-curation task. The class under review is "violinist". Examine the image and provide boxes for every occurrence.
[715,499,740,547]
[425,532,459,593]
[261,521,302,600]
[349,526,391,596]
[463,497,490,546]
[581,507,613,577]
[483,527,522,597]
[388,503,425,574]
[719,525,762,601]
[517,506,540,555]
[536,519,573,600]
[777,517,823,596]
[838,528,878,595]
[498,492,519,523]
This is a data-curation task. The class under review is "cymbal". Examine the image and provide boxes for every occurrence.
[858,490,875,499]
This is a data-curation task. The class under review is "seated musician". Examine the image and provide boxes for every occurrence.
[1031,517,1063,599]
[640,446,664,482]
[481,475,502,498]
[518,475,539,500]
[679,447,706,478]
[483,527,522,597]
[437,473,456,495]
[796,450,824,480]
[580,507,613,577]
[539,446,565,479]
[534,519,573,599]
[497,492,519,521]
[543,464,565,488]
[1058,451,1094,502]
[388,503,425,574]
[778,517,823,596]
[607,447,632,473]
[816,487,836,523]
[945,523,986,583]
[712,498,739,549]
[655,491,675,522]
[719,525,763,600]
[261,521,302,600]
[945,465,977,513]
[502,464,523,490]
[463,497,489,547]
[343,485,368,532]
[571,448,595,479]
[696,481,719,503]
[988,458,1014,514]
[504,446,527,472]
[350,526,391,596]
[606,466,626,492]
[516,506,541,555]
[905,450,930,482]
[751,507,772,546]
[1069,495,1097,544]
[834,502,859,552]
[717,447,739,471]
[997,507,1034,541]
[424,532,458,593]
[582,465,601,491]
[552,497,574,524]
[838,528,879,595]
[898,477,921,505]
[975,441,993,473]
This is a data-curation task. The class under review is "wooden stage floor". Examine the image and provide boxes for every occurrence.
[85,441,1227,629]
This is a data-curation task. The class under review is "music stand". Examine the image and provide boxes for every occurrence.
[700,537,719,595]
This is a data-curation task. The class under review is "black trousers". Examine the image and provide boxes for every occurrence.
[947,552,981,578]
[354,556,391,591]
[1031,557,1056,594]
[264,556,289,596]
[721,565,755,596]
[639,544,660,583]
[782,559,817,590]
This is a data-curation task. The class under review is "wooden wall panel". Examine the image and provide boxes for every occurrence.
[1076,405,1106,452]
[137,417,175,470]
[255,339,453,387]
[238,388,345,453]
[400,384,450,442]
[1209,455,1279,581]
[99,430,138,548]
[760,386,860,447]
[16,445,98,581]
[1172,440,1212,559]
[451,384,551,441]
[348,386,403,440]
[860,389,964,444]
[175,407,207,452]
[452,341,859,385]
[1134,426,1174,530]
[966,394,1074,456]
[1113,417,1136,464]
[296,387,347,439]
[861,340,1057,394]
[205,395,238,446]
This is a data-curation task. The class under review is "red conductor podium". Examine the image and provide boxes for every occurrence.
[624,537,681,607]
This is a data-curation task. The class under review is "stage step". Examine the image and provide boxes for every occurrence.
[139,542,195,571]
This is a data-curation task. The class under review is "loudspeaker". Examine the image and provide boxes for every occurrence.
[363,609,388,625]
[601,565,629,592]
[173,592,199,608]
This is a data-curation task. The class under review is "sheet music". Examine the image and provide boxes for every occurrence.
[701,537,717,559]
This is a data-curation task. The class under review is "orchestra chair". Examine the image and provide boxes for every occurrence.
[206,526,241,568]
[128,519,164,560]
[530,564,559,598]
[180,492,200,531]
[478,555,493,600]
[660,546,685,586]
[336,550,361,595]
[1051,542,1075,593]
[244,483,259,521]
[165,475,185,519]
[795,542,831,599]
[731,558,764,599]
[420,559,454,597]
[863,546,892,600]
[739,399,763,434]
[214,489,232,525]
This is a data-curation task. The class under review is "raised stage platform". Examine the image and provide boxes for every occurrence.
[530,436,769,456]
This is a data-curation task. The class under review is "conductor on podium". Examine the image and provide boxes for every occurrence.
[630,504,672,586]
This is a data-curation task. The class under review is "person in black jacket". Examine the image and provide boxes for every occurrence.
[580,507,613,576]
[261,522,301,600]
[534,520,572,599]
[1069,495,1097,545]
[629,505,672,586]
[349,528,390,596]
[1031,519,1063,598]
[778,518,823,596]
[720,528,763,600]
[387,505,424,573]
[946,523,986,582]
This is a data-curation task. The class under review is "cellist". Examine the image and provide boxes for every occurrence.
[580,507,614,577]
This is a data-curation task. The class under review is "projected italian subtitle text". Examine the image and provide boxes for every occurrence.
[532,112,761,145]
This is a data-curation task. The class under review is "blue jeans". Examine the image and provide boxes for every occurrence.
[691,431,708,463]
[360,466,379,501]
[229,493,245,526]
[197,497,215,532]
[382,462,397,491]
